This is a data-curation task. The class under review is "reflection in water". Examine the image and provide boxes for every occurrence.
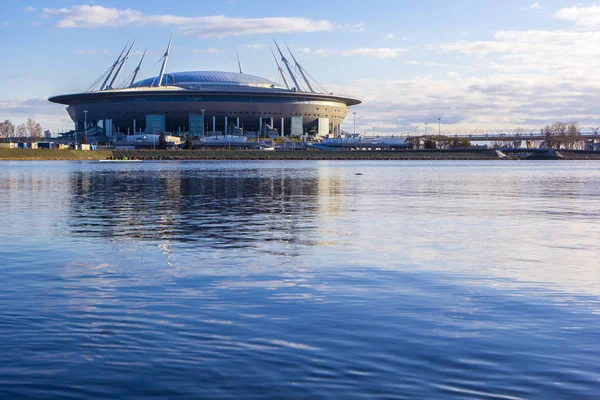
[68,167,341,249]
[0,161,599,399]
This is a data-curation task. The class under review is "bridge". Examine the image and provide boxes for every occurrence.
[430,133,599,142]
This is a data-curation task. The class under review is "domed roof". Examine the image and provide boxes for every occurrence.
[131,71,280,88]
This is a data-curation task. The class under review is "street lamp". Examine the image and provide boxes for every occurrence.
[353,112,357,136]
[437,117,441,137]
[424,122,428,135]
[201,109,205,138]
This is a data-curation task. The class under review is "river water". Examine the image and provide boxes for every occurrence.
[0,160,598,399]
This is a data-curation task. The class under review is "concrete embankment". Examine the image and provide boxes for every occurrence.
[1,148,599,161]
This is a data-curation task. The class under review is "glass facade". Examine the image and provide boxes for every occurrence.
[145,115,165,134]
[189,115,205,136]
[291,117,304,137]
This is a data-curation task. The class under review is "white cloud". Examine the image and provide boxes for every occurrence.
[554,6,600,27]
[385,33,395,39]
[296,47,311,53]
[329,70,600,133]
[0,98,69,131]
[339,20,600,131]
[315,47,406,59]
[528,2,541,10]
[339,22,366,32]
[192,48,222,54]
[405,60,450,67]
[42,5,334,37]
[439,30,600,77]
[2,21,9,27]
[24,6,36,13]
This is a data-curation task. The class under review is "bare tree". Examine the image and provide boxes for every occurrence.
[563,122,582,149]
[16,123,26,139]
[567,122,580,136]
[0,119,15,142]
[541,121,582,149]
[513,127,525,136]
[492,140,514,148]
[26,118,42,141]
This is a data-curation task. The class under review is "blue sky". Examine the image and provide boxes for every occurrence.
[3,0,600,133]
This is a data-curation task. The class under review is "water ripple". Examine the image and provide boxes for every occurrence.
[0,160,599,399]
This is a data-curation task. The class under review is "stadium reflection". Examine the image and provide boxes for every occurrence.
[67,165,342,248]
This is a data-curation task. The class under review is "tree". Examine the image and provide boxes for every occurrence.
[0,120,15,142]
[158,133,167,150]
[567,122,580,136]
[184,135,193,150]
[565,122,582,150]
[423,136,437,149]
[540,121,582,149]
[25,118,42,141]
[513,127,526,136]
[450,137,471,149]
[435,135,471,149]
[405,136,421,149]
[16,123,26,139]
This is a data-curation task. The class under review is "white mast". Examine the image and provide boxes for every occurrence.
[237,51,243,74]
[108,38,136,89]
[100,42,129,91]
[273,39,300,90]
[286,43,314,93]
[130,48,147,87]
[271,48,289,90]
[157,36,172,88]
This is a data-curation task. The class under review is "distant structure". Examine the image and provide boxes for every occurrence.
[49,38,361,140]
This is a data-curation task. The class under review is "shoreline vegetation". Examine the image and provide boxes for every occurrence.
[1,148,600,161]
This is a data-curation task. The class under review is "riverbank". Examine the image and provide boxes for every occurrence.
[1,148,600,161]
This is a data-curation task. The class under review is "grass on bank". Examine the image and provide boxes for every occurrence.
[0,148,499,161]
[1,148,598,161]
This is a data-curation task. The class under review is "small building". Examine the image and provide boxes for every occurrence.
[37,142,55,149]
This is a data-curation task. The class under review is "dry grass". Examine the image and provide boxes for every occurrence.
[2,148,598,161]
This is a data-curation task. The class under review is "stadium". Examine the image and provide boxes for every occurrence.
[48,39,361,141]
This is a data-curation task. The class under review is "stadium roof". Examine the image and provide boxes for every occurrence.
[131,71,281,89]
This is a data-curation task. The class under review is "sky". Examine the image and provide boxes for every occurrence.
[3,0,600,133]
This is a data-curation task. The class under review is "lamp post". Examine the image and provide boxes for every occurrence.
[424,122,428,135]
[353,112,357,136]
[201,109,205,138]
[437,117,441,137]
